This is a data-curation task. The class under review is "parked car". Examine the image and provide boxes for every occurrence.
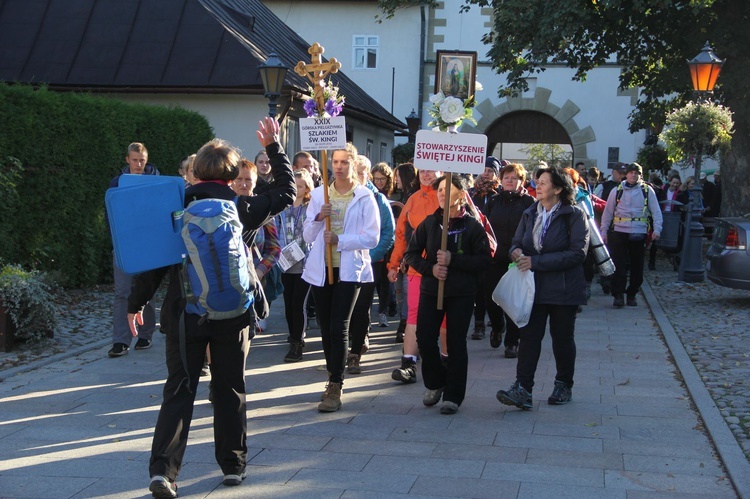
[706,216,750,290]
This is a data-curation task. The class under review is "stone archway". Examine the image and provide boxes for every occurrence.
[460,87,596,167]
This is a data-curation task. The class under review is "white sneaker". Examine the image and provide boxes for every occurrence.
[378,312,389,327]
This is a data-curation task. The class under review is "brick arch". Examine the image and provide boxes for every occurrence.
[461,87,596,167]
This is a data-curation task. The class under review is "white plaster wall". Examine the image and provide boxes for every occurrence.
[111,93,269,158]
[433,0,646,170]
[262,0,648,170]
[263,1,422,127]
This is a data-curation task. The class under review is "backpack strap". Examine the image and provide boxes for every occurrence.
[611,184,651,229]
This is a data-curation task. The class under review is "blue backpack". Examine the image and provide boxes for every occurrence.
[181,198,252,321]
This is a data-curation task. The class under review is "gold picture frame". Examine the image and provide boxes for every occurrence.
[435,50,477,100]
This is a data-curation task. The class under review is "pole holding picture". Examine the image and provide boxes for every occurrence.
[295,43,341,284]
[437,172,452,309]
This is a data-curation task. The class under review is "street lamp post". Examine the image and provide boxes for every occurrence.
[678,42,724,282]
[258,52,289,118]
[405,109,420,143]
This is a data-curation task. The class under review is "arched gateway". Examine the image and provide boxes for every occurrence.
[461,87,597,167]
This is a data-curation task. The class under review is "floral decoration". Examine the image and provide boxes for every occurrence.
[303,79,345,118]
[659,101,734,163]
[427,91,476,132]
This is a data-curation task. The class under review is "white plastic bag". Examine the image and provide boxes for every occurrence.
[492,263,535,328]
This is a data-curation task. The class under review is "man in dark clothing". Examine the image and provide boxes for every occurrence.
[712,169,722,216]
[127,118,295,498]
[107,142,159,357]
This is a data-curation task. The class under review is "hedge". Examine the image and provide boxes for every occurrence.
[0,83,214,287]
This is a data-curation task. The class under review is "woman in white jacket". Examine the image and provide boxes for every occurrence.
[302,143,380,412]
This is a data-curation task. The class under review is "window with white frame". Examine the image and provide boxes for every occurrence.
[353,35,378,70]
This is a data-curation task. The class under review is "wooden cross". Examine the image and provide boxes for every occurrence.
[294,43,341,115]
[294,43,342,284]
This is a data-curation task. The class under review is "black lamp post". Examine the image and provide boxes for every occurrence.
[406,109,420,143]
[258,52,289,118]
[678,42,724,282]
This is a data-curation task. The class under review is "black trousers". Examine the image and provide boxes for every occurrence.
[350,262,376,355]
[311,268,361,384]
[373,260,390,314]
[150,314,250,481]
[416,293,474,406]
[608,231,646,298]
[281,272,311,344]
[473,272,486,323]
[483,262,520,347]
[516,303,577,392]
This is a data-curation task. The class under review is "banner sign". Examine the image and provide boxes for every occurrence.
[413,130,487,175]
[299,116,346,151]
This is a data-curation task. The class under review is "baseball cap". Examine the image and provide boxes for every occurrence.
[699,172,707,180]
[624,162,643,175]
[613,162,627,173]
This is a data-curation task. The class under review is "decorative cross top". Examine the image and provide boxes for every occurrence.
[294,43,341,114]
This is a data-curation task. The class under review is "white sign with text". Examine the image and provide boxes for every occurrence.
[299,116,346,151]
[413,130,488,174]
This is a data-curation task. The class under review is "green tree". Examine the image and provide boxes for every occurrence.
[378,0,750,216]
[519,143,571,168]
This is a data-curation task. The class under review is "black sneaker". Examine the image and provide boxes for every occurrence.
[391,356,417,383]
[284,342,303,362]
[223,470,247,486]
[470,321,485,340]
[626,295,638,306]
[547,381,572,405]
[613,295,625,308]
[489,328,503,349]
[496,381,533,410]
[135,338,152,350]
[388,301,398,317]
[504,345,518,359]
[107,343,129,357]
[149,475,177,498]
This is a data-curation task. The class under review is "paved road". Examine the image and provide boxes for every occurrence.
[0,277,747,498]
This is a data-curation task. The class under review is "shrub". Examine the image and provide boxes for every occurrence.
[0,263,59,343]
[0,83,214,286]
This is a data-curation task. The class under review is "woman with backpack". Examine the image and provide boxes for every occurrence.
[302,142,380,413]
[126,117,295,497]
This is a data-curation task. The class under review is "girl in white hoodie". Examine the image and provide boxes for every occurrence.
[302,143,380,412]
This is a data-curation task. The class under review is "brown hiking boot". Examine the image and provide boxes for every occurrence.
[318,381,342,412]
[347,353,362,374]
[320,375,343,400]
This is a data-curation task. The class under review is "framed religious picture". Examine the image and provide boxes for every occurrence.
[435,50,477,100]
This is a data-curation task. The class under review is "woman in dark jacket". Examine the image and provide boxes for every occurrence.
[126,118,295,496]
[481,162,535,356]
[496,165,589,410]
[405,175,492,415]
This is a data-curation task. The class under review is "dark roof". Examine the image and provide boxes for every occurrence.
[0,0,405,130]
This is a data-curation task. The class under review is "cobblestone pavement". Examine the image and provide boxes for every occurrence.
[2,258,749,465]
[644,258,750,459]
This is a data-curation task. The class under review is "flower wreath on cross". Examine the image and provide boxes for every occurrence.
[427,91,477,132]
[303,79,346,118]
